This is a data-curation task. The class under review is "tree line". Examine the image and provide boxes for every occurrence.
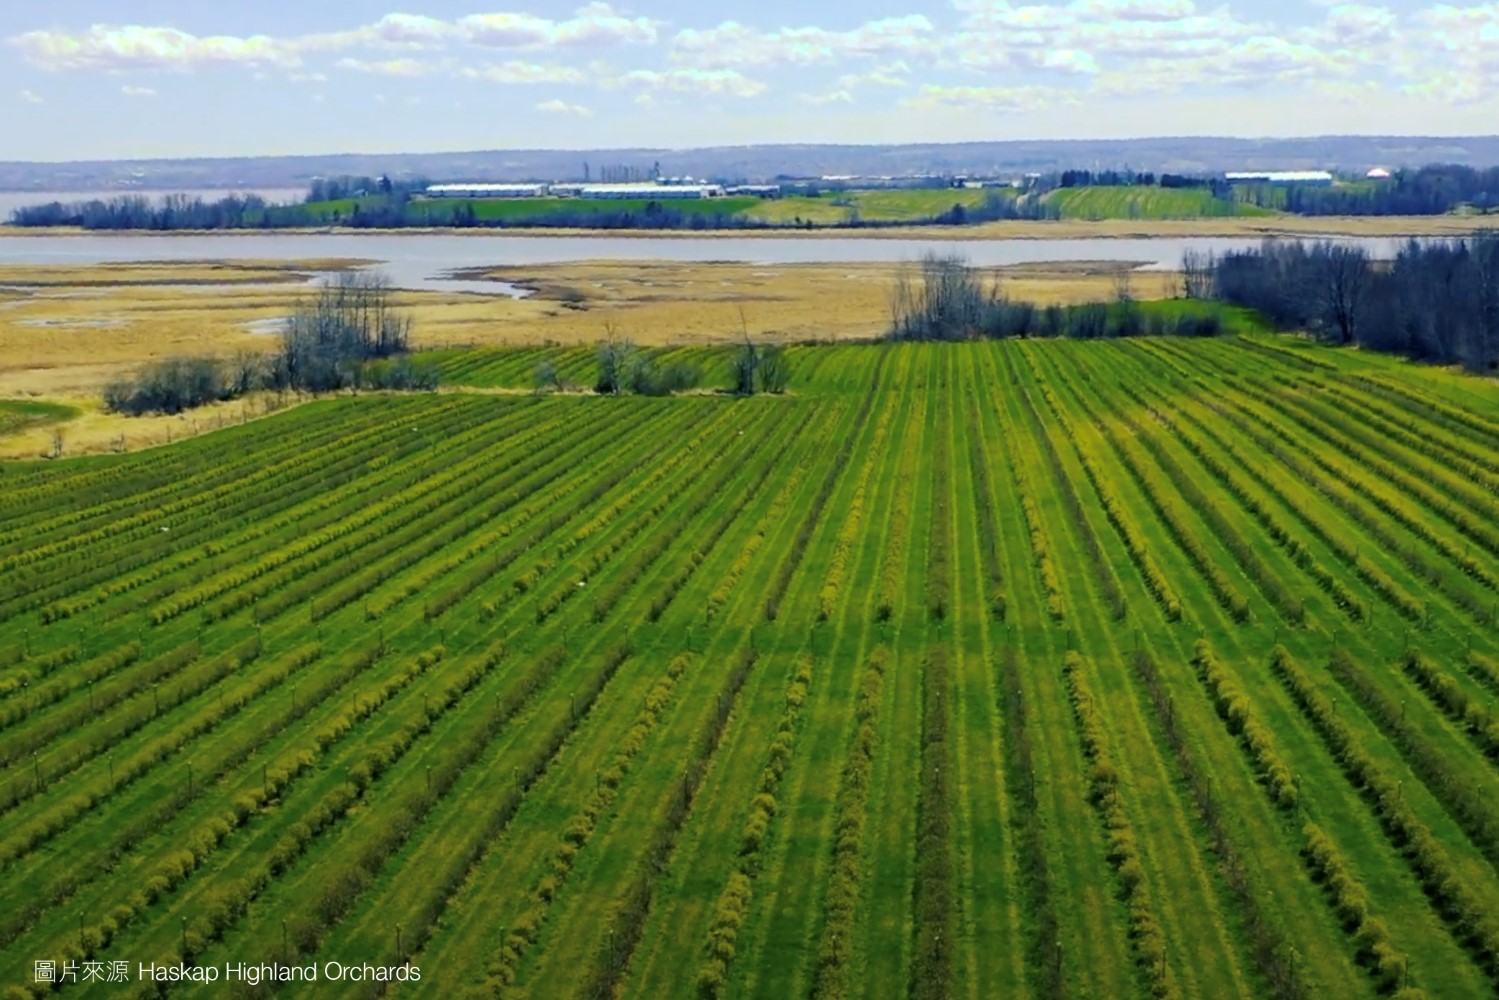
[1240,164,1499,216]
[888,254,1224,342]
[104,272,436,415]
[1196,236,1499,372]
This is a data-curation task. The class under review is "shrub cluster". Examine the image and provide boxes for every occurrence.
[1470,652,1499,695]
[708,467,809,621]
[812,648,888,1000]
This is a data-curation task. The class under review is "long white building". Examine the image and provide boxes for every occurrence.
[425,183,547,198]
[1225,171,1334,186]
[578,183,726,199]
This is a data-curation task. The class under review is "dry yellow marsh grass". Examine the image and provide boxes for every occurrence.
[0,256,1171,455]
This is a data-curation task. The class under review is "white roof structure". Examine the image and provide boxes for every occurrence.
[425,183,547,198]
[1225,170,1335,184]
[1366,167,1393,179]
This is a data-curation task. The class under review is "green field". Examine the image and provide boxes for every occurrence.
[0,400,77,437]
[746,189,1008,225]
[1046,186,1276,220]
[2,336,1499,1000]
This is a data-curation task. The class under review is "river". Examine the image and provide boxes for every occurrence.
[0,232,1409,296]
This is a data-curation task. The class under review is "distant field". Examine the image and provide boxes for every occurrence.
[747,188,1008,225]
[1,336,1497,1000]
[1047,186,1276,220]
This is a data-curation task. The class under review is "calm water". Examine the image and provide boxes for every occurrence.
[0,231,1408,296]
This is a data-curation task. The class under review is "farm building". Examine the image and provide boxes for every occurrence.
[1366,167,1393,180]
[425,183,548,198]
[1225,170,1334,186]
[577,183,726,199]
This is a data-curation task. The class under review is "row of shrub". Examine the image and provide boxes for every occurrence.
[1190,641,1298,809]
[2,640,255,862]
[1320,381,1499,483]
[2,639,307,867]
[874,421,920,624]
[997,646,1062,995]
[1278,381,1499,538]
[149,436,513,624]
[1400,652,1499,759]
[592,413,781,623]
[1096,412,1251,623]
[0,641,200,769]
[767,387,884,623]
[1243,383,1499,569]
[1269,645,1499,977]
[1340,371,1499,445]
[1017,482,1065,624]
[0,642,86,705]
[1062,652,1181,1000]
[648,450,788,624]
[1196,400,1425,622]
[811,647,888,1000]
[912,646,956,1000]
[698,656,813,997]
[492,651,690,990]
[6,645,380,968]
[1470,652,1499,695]
[962,400,1007,621]
[819,394,896,622]
[578,650,757,1000]
[1325,649,1499,865]
[269,407,607,623]
[1131,650,1304,1000]
[926,410,954,622]
[1121,402,1306,626]
[1020,380,1127,622]
[1205,395,1469,622]
[1131,386,1368,624]
[222,645,557,961]
[1302,822,1425,995]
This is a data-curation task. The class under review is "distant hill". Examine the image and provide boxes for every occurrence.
[4,136,1499,192]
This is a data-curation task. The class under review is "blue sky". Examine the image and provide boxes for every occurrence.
[4,0,1496,160]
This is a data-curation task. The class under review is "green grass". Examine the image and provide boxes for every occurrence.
[1047,186,1277,220]
[1,337,1498,1000]
[0,399,79,437]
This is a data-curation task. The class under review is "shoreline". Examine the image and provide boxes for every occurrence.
[4,215,1499,241]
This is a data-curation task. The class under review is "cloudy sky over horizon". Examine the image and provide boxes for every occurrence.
[3,0,1497,160]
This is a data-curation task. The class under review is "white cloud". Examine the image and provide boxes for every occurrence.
[18,88,43,103]
[1067,0,1197,22]
[670,16,937,69]
[800,89,854,105]
[903,83,1077,111]
[460,61,587,84]
[336,56,439,76]
[11,24,299,71]
[615,67,768,97]
[121,84,157,96]
[536,97,593,115]
[289,71,328,83]
[836,61,913,89]
[461,4,657,49]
